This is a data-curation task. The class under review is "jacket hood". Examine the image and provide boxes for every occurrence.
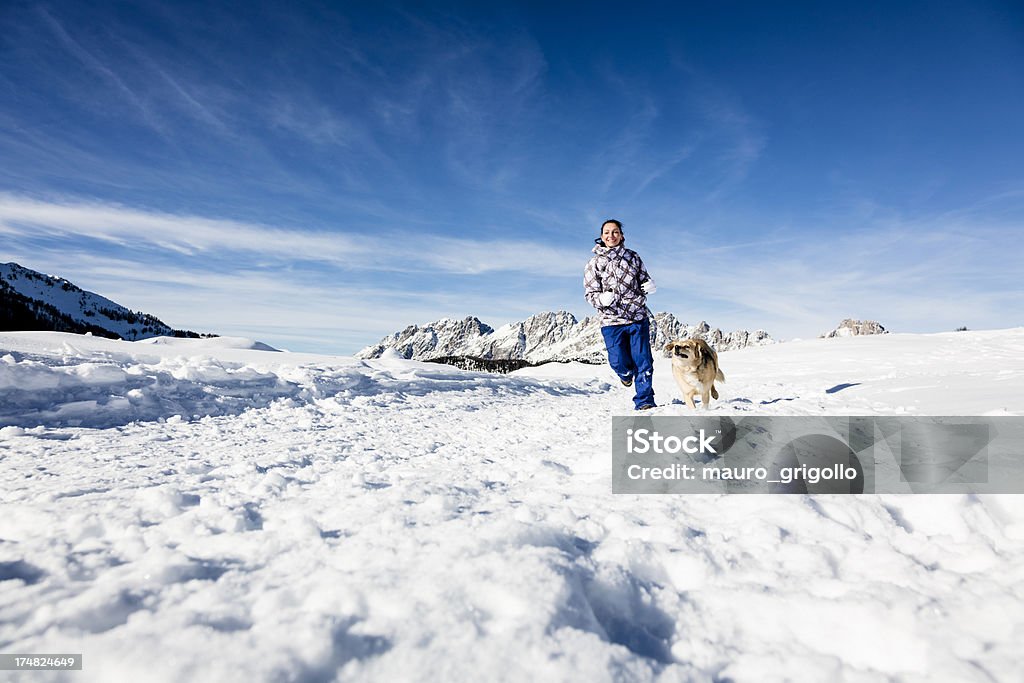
[592,241,627,256]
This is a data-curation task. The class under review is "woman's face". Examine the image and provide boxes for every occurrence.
[601,222,623,247]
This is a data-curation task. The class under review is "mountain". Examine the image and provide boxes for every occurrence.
[648,313,775,355]
[0,262,209,340]
[356,316,495,361]
[821,319,888,338]
[357,311,775,363]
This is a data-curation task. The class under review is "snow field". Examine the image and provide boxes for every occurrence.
[1,330,1023,681]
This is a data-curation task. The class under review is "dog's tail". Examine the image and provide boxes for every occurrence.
[716,368,726,383]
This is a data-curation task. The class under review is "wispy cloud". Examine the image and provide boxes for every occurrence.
[584,60,760,205]
[11,198,1015,351]
[400,17,549,192]
[594,94,661,196]
[34,6,166,135]
[673,61,767,198]
[126,45,232,136]
[0,244,584,354]
[0,194,581,277]
[644,218,1023,338]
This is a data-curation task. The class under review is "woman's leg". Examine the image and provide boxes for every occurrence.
[629,318,656,408]
[601,324,637,383]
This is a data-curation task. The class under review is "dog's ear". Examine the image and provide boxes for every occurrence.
[664,342,674,352]
[698,339,715,363]
[693,341,703,361]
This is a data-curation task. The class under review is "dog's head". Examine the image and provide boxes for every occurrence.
[665,338,713,367]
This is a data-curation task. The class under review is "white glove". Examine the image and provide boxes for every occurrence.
[598,291,616,307]
[642,280,657,295]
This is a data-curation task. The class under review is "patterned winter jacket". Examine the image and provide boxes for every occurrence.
[584,242,652,326]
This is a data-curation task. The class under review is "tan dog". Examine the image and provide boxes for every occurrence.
[665,338,726,410]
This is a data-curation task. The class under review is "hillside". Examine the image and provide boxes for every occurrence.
[0,262,209,340]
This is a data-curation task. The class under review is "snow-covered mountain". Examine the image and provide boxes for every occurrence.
[822,318,888,338]
[648,313,775,355]
[357,311,775,363]
[0,262,207,341]
[357,315,496,361]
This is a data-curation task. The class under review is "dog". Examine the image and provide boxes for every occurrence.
[664,338,726,410]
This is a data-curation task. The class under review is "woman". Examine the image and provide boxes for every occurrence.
[583,219,657,410]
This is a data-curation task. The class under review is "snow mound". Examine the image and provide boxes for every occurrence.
[377,348,406,361]
[0,339,603,429]
[138,336,281,352]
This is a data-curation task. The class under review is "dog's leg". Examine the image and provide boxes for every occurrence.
[701,387,712,410]
[685,390,697,410]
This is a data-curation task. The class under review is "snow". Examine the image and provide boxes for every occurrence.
[1,329,1023,682]
[136,336,281,352]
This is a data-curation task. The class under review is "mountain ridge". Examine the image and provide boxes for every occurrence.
[357,311,775,363]
[1,262,211,341]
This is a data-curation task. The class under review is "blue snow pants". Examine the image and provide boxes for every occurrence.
[601,318,655,409]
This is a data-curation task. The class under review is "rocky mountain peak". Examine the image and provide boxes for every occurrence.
[357,315,494,360]
[822,319,888,338]
[358,311,776,364]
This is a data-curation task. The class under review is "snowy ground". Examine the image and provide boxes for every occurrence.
[1,329,1023,682]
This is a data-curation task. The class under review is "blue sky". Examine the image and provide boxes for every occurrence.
[1,0,1022,353]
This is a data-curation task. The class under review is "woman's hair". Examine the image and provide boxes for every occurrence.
[595,218,624,247]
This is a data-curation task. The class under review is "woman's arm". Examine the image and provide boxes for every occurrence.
[583,258,603,309]
[636,254,655,293]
